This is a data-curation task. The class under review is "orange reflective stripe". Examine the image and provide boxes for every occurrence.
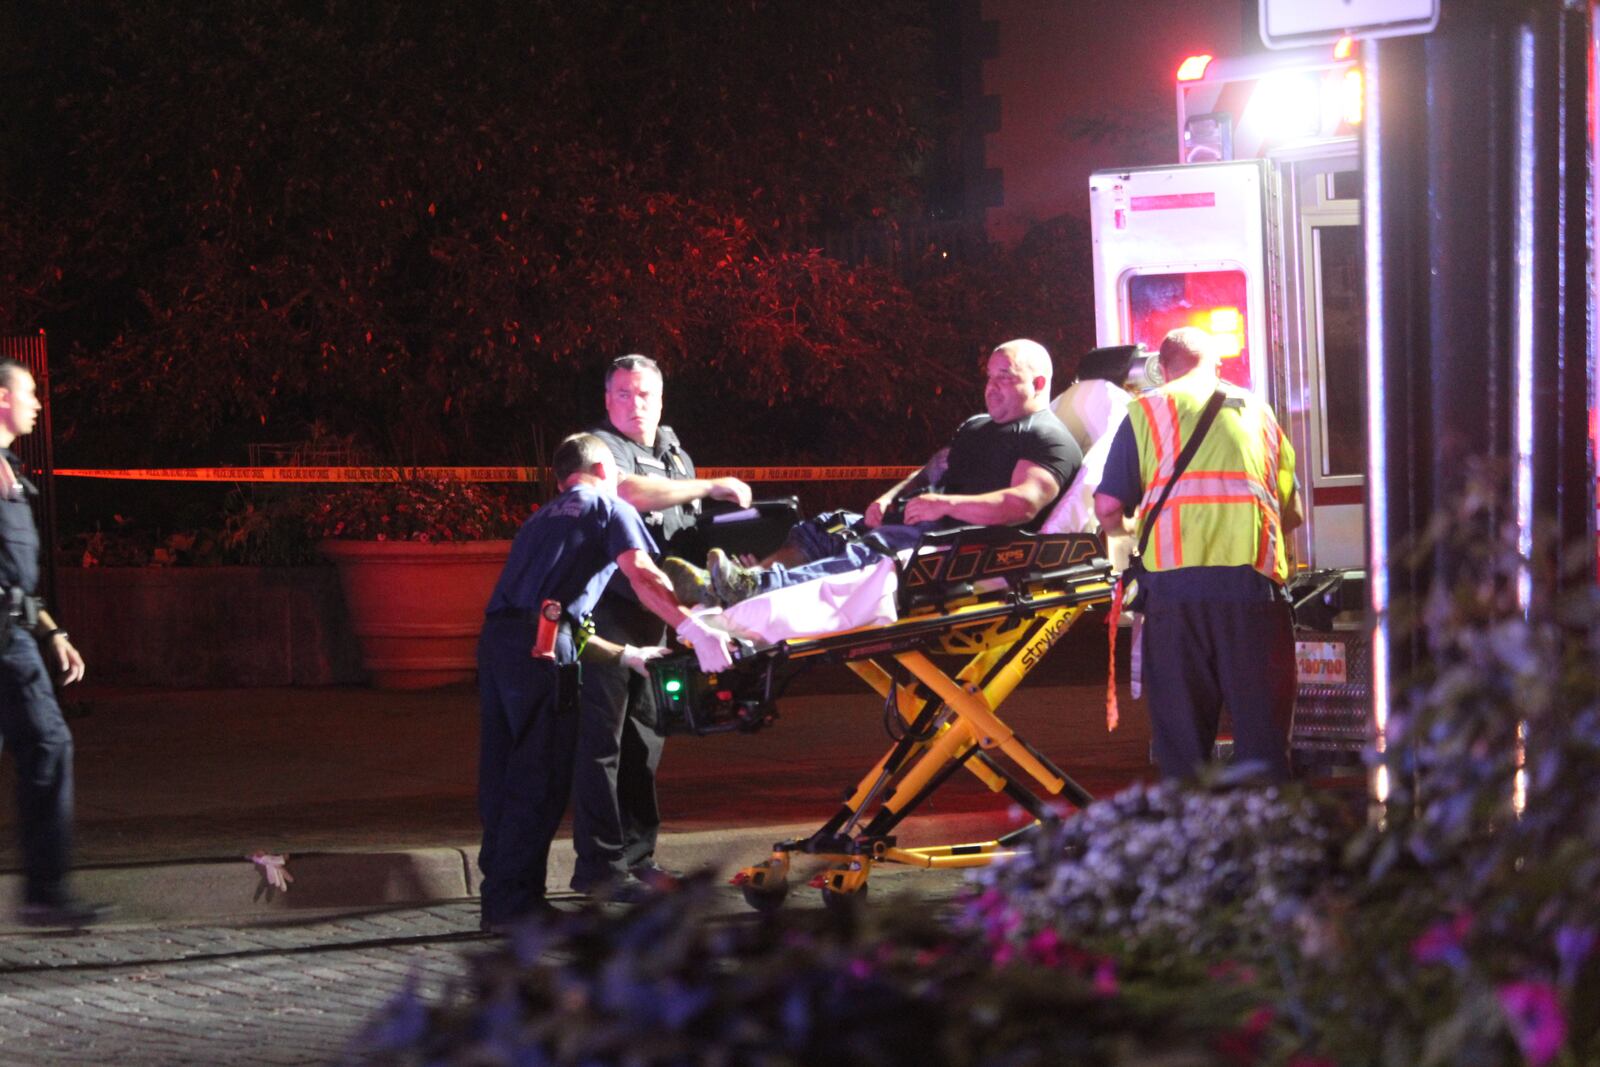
[1130,379,1295,584]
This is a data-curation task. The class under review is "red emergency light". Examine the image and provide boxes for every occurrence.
[1176,54,1214,82]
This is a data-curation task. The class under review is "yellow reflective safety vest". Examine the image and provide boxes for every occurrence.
[1126,372,1296,584]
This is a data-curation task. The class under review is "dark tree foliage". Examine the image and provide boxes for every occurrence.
[1,0,1092,468]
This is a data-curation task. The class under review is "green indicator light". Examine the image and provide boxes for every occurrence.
[664,678,683,695]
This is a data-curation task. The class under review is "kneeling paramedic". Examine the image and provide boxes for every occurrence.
[476,433,733,930]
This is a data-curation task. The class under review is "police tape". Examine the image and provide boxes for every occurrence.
[50,465,920,484]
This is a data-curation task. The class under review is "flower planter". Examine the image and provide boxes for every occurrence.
[320,539,512,689]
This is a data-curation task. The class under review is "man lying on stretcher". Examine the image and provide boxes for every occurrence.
[664,339,1084,609]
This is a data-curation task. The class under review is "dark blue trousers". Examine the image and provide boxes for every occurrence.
[0,626,75,904]
[477,618,580,925]
[1142,597,1296,782]
[573,654,665,883]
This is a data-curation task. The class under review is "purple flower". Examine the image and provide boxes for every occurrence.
[1555,925,1597,986]
[1497,980,1566,1066]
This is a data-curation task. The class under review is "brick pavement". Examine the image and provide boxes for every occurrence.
[0,903,482,1066]
[0,867,970,1066]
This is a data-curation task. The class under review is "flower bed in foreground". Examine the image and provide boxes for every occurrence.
[351,485,1600,1066]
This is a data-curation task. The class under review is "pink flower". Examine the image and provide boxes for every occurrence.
[968,888,1006,916]
[1025,927,1064,966]
[1208,959,1260,985]
[1214,1005,1276,1065]
[1411,910,1473,968]
[1497,980,1566,1066]
[1091,957,1118,997]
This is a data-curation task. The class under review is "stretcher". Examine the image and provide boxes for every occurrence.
[647,525,1115,911]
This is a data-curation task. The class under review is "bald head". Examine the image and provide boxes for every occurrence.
[1158,327,1219,382]
[984,339,1055,423]
[993,339,1053,392]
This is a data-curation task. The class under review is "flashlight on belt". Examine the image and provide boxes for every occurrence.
[532,599,562,659]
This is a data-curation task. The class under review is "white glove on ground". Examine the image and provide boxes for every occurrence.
[620,644,671,677]
[249,851,293,893]
[674,615,735,673]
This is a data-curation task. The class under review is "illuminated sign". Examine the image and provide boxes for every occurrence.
[1260,0,1437,50]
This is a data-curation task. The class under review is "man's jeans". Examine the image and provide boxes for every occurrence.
[757,511,933,596]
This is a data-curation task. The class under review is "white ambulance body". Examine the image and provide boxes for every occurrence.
[1089,44,1366,574]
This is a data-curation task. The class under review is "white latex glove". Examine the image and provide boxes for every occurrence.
[249,851,293,893]
[620,644,671,677]
[674,615,735,673]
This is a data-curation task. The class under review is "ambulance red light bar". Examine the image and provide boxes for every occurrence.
[1176,54,1214,82]
[1332,35,1355,61]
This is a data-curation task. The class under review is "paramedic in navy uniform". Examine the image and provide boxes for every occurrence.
[575,354,751,898]
[0,359,100,927]
[477,432,733,930]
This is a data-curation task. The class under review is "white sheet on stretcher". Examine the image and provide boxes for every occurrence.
[704,554,900,646]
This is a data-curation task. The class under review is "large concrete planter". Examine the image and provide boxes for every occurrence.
[54,565,365,687]
[319,539,512,690]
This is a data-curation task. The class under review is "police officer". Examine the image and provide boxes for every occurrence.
[1092,328,1303,782]
[574,355,751,897]
[0,359,100,926]
[477,433,732,930]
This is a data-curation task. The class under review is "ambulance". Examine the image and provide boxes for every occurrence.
[1087,41,1369,765]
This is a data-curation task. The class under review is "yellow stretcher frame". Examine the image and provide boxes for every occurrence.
[711,528,1116,912]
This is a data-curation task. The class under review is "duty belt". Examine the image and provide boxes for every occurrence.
[1,587,42,629]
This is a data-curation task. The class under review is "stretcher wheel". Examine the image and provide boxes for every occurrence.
[820,882,869,914]
[741,879,789,913]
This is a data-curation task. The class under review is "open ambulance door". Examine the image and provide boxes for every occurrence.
[1269,146,1365,572]
[1089,160,1272,395]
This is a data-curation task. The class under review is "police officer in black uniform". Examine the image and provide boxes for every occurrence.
[0,359,100,927]
[477,432,732,930]
[572,355,751,897]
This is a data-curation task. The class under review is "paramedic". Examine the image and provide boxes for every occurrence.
[477,433,732,930]
[1092,327,1302,782]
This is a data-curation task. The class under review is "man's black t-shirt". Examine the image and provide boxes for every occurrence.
[939,410,1083,527]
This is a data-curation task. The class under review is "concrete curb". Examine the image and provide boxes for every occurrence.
[0,813,1020,929]
[0,847,476,928]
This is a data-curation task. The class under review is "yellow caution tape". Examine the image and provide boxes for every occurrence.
[51,465,918,484]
